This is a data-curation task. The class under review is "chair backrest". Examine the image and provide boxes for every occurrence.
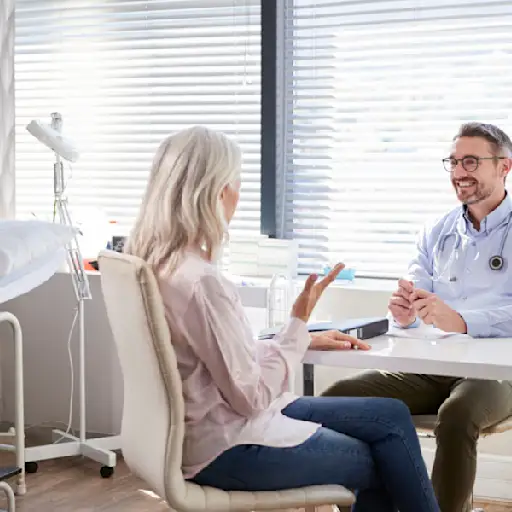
[98,250,187,505]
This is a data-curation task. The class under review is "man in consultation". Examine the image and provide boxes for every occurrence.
[323,122,512,512]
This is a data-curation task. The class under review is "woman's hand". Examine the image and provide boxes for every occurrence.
[309,330,371,351]
[291,263,344,323]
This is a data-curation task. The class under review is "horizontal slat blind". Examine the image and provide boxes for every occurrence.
[15,0,261,239]
[282,0,512,277]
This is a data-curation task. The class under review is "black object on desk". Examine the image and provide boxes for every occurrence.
[88,260,99,271]
[112,236,126,253]
[258,316,389,341]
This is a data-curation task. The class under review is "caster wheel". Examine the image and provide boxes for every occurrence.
[25,461,38,474]
[100,466,114,478]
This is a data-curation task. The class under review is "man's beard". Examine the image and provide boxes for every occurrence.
[453,179,494,205]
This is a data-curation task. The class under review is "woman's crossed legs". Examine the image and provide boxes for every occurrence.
[193,396,439,512]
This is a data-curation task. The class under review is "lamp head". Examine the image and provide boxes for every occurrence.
[26,113,79,163]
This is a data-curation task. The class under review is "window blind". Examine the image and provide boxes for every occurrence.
[281,0,512,278]
[15,0,261,240]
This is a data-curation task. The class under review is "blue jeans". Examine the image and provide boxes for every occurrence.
[192,396,439,512]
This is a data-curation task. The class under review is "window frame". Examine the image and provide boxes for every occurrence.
[260,0,278,238]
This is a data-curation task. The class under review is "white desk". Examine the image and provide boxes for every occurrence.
[302,335,512,395]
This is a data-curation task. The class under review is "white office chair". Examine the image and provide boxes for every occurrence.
[413,414,512,512]
[98,250,355,512]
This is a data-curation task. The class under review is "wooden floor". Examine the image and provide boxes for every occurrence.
[0,455,508,511]
[11,457,169,512]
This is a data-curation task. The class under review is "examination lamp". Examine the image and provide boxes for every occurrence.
[25,112,90,302]
[26,115,79,163]
[23,113,112,476]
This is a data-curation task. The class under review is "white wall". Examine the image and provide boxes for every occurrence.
[0,273,123,436]
[0,273,511,499]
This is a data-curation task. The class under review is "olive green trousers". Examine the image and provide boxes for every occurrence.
[322,371,512,512]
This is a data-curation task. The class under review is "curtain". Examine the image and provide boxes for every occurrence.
[0,0,15,218]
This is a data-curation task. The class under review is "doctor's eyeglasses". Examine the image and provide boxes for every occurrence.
[442,155,506,173]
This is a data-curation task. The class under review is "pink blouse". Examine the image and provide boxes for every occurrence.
[158,251,320,478]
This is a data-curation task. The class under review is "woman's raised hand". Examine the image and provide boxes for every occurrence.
[291,263,345,323]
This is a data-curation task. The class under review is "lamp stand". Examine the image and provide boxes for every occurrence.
[22,113,120,478]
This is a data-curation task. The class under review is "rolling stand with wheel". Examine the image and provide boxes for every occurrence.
[25,460,115,480]
[22,113,121,478]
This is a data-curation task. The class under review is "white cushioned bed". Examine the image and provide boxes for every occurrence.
[0,247,68,304]
[0,219,76,304]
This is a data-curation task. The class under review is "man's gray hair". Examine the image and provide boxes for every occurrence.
[455,122,512,157]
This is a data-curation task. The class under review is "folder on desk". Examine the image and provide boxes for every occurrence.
[258,316,389,340]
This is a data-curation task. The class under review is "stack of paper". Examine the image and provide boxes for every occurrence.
[387,322,472,340]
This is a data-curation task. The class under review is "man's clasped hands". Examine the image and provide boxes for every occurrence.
[389,279,467,334]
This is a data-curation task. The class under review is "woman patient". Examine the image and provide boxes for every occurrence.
[125,126,440,512]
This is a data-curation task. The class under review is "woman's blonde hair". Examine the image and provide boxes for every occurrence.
[124,125,241,276]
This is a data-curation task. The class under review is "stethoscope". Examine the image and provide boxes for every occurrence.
[437,211,512,272]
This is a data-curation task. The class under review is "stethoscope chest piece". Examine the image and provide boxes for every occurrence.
[440,209,512,273]
[489,255,505,271]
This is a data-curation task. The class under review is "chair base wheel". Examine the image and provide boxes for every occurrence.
[100,466,114,478]
[25,461,38,474]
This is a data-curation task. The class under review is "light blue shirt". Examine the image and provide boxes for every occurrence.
[405,193,512,338]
